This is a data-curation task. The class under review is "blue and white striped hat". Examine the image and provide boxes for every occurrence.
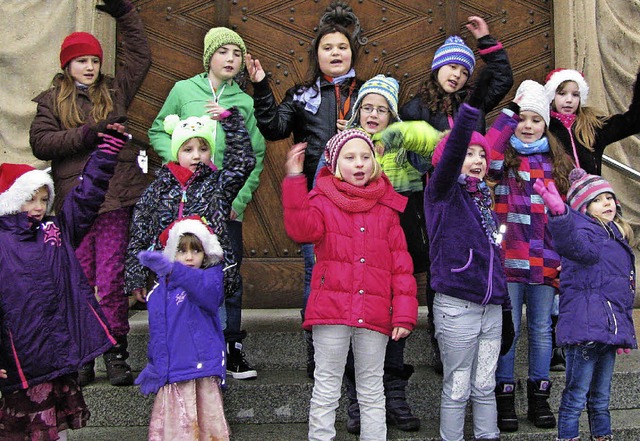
[431,36,475,76]
[347,74,401,128]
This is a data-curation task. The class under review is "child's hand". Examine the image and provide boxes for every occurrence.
[0,369,7,379]
[466,16,489,40]
[206,102,231,121]
[533,179,566,216]
[97,124,130,155]
[617,348,632,355]
[391,327,411,341]
[132,288,147,303]
[285,142,307,176]
[138,251,173,276]
[336,119,348,132]
[245,54,266,83]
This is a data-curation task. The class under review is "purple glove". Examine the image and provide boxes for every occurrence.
[138,251,173,276]
[533,179,566,216]
[96,0,134,18]
[97,133,128,155]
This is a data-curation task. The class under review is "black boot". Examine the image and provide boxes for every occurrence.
[495,382,518,432]
[427,317,443,375]
[527,379,556,428]
[103,336,133,386]
[304,330,315,379]
[78,360,95,387]
[344,368,360,434]
[384,364,421,431]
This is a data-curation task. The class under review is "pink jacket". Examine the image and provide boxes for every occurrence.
[282,169,418,336]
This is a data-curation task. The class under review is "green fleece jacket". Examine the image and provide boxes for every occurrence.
[148,73,266,219]
[372,120,441,193]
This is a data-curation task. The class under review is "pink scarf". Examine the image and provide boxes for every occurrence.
[316,174,387,212]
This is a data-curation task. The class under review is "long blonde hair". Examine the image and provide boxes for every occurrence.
[590,211,635,246]
[52,69,113,129]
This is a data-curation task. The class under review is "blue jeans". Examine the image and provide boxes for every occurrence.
[309,325,388,441]
[433,294,502,441]
[224,220,244,342]
[557,342,616,439]
[496,282,555,383]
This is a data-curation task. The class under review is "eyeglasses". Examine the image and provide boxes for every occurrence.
[360,104,390,115]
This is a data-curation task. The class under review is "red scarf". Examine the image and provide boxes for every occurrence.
[316,172,387,212]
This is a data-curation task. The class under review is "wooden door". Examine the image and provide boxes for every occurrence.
[124,0,554,308]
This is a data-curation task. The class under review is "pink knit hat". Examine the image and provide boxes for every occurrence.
[431,131,491,168]
[324,129,375,174]
[566,168,620,214]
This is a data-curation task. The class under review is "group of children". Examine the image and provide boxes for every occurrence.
[0,2,639,441]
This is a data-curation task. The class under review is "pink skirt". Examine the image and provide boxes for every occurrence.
[148,376,230,441]
[0,374,89,441]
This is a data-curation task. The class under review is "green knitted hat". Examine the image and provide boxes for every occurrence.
[202,27,246,71]
[163,115,216,162]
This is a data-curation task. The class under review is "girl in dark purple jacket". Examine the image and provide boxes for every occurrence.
[424,98,515,441]
[0,128,127,441]
[535,169,636,441]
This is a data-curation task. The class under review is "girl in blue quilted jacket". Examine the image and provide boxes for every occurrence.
[535,169,636,441]
[136,215,230,441]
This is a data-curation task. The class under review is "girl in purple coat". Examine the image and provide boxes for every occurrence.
[0,127,128,441]
[136,216,230,441]
[535,170,636,441]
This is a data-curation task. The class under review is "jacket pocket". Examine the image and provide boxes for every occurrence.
[450,249,473,273]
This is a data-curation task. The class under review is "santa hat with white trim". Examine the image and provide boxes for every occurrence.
[159,215,224,264]
[0,163,54,217]
[544,68,590,106]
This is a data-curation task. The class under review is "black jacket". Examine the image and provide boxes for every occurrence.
[253,77,362,189]
[549,68,640,175]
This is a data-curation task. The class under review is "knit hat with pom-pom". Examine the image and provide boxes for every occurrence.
[432,36,475,76]
[0,163,55,217]
[324,129,376,174]
[164,115,216,162]
[159,215,224,264]
[566,168,619,214]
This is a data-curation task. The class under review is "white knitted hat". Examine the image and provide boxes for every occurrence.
[516,80,550,126]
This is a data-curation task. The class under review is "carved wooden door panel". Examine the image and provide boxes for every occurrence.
[125,0,553,308]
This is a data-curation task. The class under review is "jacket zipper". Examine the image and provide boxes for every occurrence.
[606,301,618,335]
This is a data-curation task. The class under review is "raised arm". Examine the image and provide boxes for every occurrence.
[429,103,480,199]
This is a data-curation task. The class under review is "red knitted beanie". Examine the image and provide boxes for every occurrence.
[60,32,103,68]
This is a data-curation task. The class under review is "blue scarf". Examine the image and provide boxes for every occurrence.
[509,135,550,155]
[293,69,356,114]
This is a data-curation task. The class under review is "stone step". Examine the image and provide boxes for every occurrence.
[115,307,437,372]
[76,308,640,440]
[82,352,640,427]
[68,408,640,441]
